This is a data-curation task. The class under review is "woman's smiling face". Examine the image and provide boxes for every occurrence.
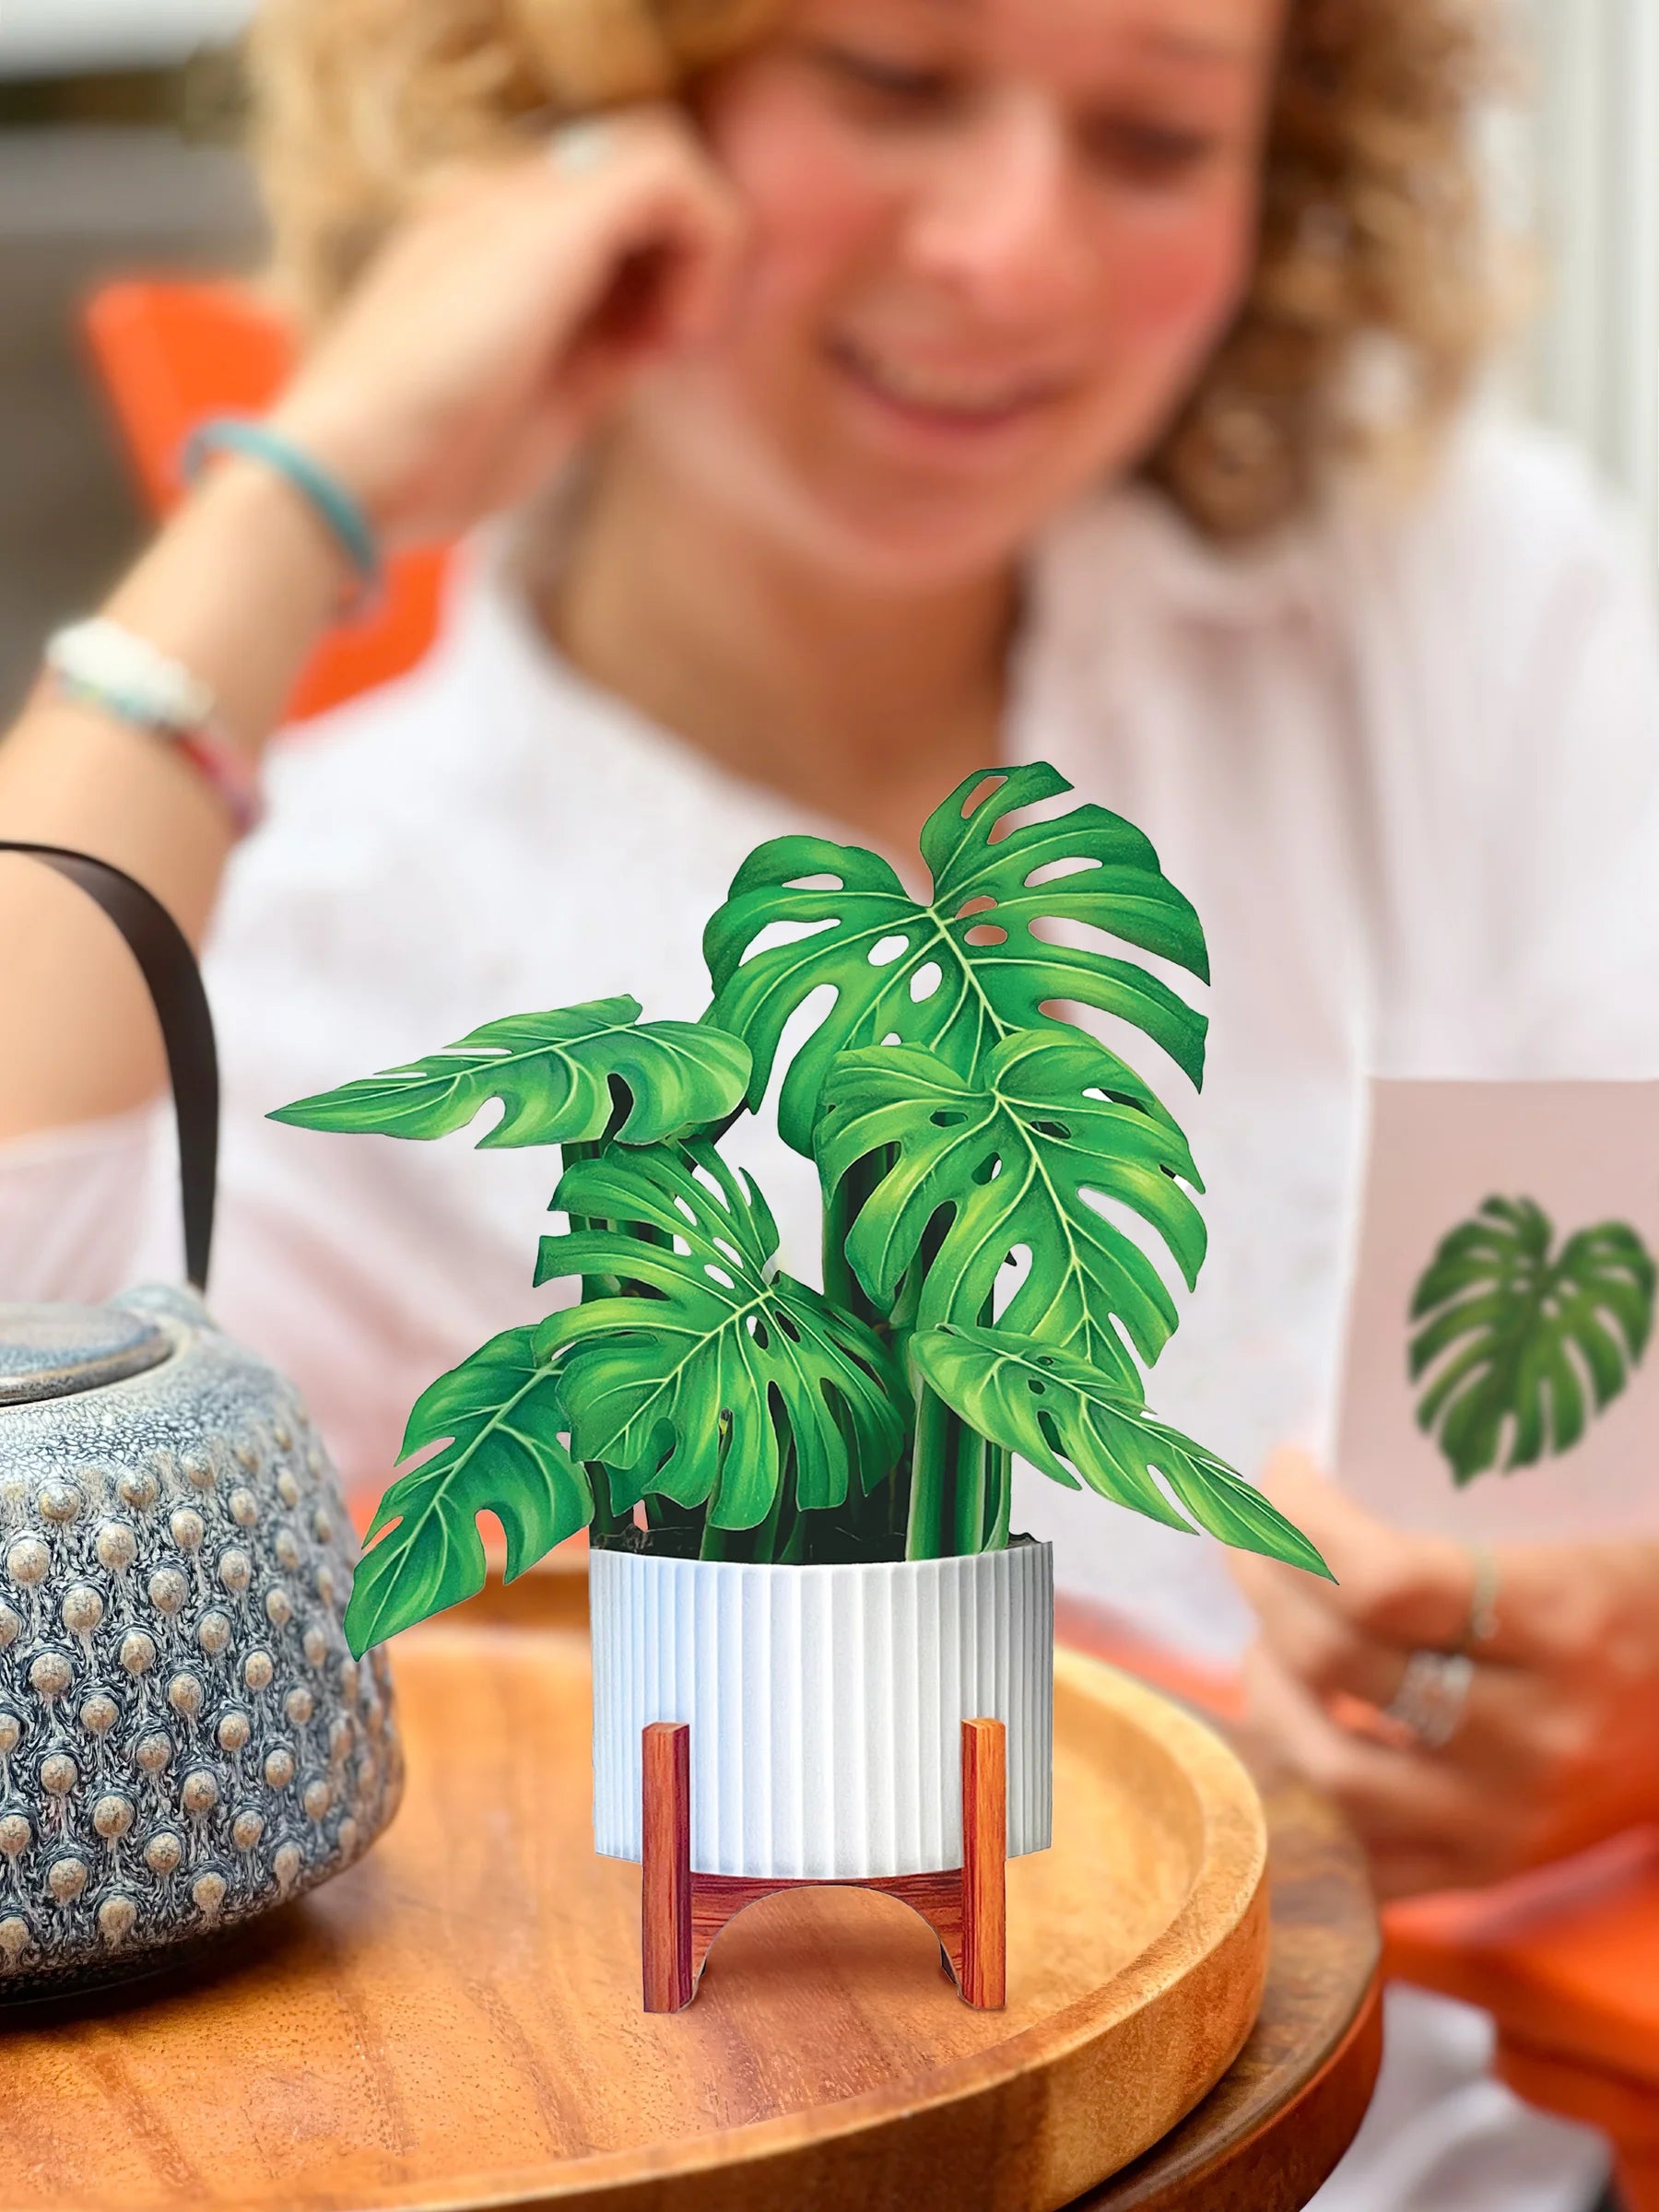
[632,0,1286,583]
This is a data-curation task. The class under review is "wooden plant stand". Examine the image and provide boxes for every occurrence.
[641,1716,1007,2013]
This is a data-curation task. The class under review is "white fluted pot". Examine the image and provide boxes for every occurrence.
[590,1540,1053,1880]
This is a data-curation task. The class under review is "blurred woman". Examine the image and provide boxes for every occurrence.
[2,1,1656,2200]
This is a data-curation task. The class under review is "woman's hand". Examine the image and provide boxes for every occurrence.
[1230,1452,1659,1899]
[0,107,743,1140]
[269,108,747,547]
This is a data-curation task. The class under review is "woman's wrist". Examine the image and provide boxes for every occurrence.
[101,455,347,764]
[185,416,382,609]
[182,447,364,630]
[263,385,410,549]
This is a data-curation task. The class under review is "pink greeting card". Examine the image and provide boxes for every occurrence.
[1335,1077,1659,1544]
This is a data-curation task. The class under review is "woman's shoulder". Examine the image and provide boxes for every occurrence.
[1322,411,1651,624]
[1039,412,1649,648]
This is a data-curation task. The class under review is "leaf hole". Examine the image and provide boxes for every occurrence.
[965,924,1007,947]
[868,934,912,968]
[909,960,943,1004]
[930,1110,970,1128]
[960,772,1008,821]
[704,1265,736,1289]
[737,915,838,968]
[1024,855,1101,887]
[994,1244,1033,1320]
[689,1159,733,1207]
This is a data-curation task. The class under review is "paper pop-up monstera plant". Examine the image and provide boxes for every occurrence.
[276,763,1327,2009]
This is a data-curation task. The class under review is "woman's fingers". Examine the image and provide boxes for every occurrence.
[1232,1450,1509,1655]
[1241,1644,1513,1894]
[1254,1580,1559,1781]
[268,106,748,545]
[1240,1471,1659,1894]
[1243,1516,1558,1770]
[1246,1562,1405,1705]
[540,109,747,364]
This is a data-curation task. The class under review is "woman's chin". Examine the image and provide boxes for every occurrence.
[787,482,1065,593]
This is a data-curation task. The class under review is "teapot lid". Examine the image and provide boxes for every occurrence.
[0,1303,172,1407]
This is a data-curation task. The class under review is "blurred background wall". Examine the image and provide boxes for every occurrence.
[1515,0,1659,558]
[2,0,1658,719]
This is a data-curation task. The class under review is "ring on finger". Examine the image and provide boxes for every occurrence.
[1463,1544,1500,1650]
[547,117,614,175]
[1383,1649,1475,1750]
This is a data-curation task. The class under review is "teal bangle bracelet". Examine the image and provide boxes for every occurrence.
[182,416,382,608]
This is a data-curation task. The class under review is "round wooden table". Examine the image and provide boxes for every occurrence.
[1076,1754,1382,2209]
[2,1575,1379,2211]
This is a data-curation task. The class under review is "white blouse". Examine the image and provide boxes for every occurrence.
[6,413,1655,2210]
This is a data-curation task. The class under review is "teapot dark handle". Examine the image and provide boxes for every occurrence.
[0,843,218,1292]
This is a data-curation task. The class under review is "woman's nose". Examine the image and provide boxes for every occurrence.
[900,92,1096,327]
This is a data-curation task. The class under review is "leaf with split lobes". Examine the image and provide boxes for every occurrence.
[816,1028,1204,1396]
[344,1324,591,1656]
[704,761,1208,1155]
[913,1323,1332,1578]
[270,994,750,1148]
[535,1140,907,1527]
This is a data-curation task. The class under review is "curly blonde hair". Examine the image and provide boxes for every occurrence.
[250,0,1500,540]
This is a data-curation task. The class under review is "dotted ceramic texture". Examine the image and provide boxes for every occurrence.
[0,1285,402,1996]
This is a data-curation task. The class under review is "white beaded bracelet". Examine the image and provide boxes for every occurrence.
[44,618,264,837]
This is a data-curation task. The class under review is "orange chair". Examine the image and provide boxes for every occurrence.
[84,270,1659,2188]
[1053,1599,1659,2198]
[1387,1844,1659,2206]
[81,279,452,724]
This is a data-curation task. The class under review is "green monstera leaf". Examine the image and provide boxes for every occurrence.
[345,1324,591,1656]
[1408,1196,1656,1485]
[271,994,750,1148]
[535,1141,906,1527]
[816,1029,1204,1395]
[913,1324,1331,1577]
[704,761,1208,1155]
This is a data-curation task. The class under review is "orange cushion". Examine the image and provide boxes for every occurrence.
[81,277,450,723]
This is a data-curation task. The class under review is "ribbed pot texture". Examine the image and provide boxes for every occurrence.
[590,1540,1053,1880]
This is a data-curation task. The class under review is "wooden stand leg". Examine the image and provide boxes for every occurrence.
[641,1721,693,2012]
[959,1716,1006,2009]
[639,1715,1007,2014]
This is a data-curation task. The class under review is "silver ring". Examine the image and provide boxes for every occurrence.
[547,119,613,176]
[1465,1545,1500,1649]
[1383,1650,1475,1750]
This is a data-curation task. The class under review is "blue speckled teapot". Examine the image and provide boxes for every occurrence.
[0,846,401,1997]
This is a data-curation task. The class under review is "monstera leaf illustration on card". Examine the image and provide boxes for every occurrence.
[1408,1195,1657,1485]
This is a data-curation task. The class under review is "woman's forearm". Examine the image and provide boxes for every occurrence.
[0,115,744,1146]
[0,456,347,1140]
